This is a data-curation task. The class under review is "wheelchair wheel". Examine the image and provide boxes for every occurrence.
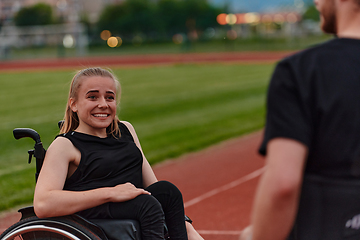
[0,216,103,240]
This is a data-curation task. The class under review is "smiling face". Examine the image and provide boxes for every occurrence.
[70,76,117,137]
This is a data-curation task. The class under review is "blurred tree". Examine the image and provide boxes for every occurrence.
[165,0,223,33]
[302,4,320,21]
[186,0,222,32]
[98,0,158,37]
[14,3,53,26]
[157,0,184,35]
[98,0,223,41]
[97,4,124,34]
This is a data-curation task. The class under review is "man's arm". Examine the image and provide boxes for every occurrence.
[240,138,308,240]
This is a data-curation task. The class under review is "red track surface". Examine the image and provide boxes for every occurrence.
[0,51,292,71]
[0,51,285,238]
[154,132,264,240]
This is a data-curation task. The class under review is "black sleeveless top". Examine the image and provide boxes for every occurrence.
[58,122,143,191]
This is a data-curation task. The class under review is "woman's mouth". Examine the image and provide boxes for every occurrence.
[93,114,109,118]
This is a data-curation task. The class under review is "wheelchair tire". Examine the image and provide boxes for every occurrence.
[0,216,103,240]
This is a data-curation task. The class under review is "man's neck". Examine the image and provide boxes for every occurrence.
[336,3,360,39]
[337,30,360,40]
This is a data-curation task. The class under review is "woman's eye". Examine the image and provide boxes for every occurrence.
[107,96,115,100]
[88,95,96,100]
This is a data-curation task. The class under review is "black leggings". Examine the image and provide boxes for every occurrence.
[78,181,188,240]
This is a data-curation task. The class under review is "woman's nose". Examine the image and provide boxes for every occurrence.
[98,97,108,108]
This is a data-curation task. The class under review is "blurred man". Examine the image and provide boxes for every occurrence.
[240,0,360,239]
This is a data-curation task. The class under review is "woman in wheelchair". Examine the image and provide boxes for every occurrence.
[33,67,203,240]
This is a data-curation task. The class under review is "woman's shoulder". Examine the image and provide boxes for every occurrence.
[45,135,79,161]
[119,121,135,131]
[51,134,75,149]
[118,121,137,142]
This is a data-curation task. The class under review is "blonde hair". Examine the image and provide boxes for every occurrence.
[60,67,121,137]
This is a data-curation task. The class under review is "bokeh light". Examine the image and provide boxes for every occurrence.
[56,0,67,10]
[172,34,184,44]
[287,13,298,23]
[204,27,215,39]
[63,34,75,48]
[227,30,237,40]
[217,13,228,25]
[100,30,111,41]
[262,14,272,23]
[226,14,237,25]
[116,37,123,47]
[107,36,118,48]
[274,14,285,24]
[216,12,300,25]
[236,14,245,24]
[187,30,198,41]
[244,13,260,24]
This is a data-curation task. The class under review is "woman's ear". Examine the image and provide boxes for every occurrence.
[69,98,78,112]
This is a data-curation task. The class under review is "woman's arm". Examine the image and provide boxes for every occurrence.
[34,136,149,218]
[121,121,158,188]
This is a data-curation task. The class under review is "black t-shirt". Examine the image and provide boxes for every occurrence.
[59,122,144,191]
[259,38,360,179]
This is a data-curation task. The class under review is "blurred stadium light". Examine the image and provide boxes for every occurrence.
[226,14,237,25]
[216,11,309,39]
[216,13,228,25]
[63,33,75,48]
[106,36,122,48]
[100,30,112,41]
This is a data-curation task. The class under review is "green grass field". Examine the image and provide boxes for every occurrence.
[0,62,274,211]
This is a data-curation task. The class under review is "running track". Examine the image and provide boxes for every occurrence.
[0,51,291,71]
[0,51,290,239]
[154,131,264,240]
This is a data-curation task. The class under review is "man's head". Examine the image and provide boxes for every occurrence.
[314,0,360,35]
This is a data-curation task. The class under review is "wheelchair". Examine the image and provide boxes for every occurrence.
[0,125,170,240]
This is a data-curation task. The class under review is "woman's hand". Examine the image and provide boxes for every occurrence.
[109,182,151,202]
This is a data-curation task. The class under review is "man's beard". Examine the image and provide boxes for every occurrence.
[320,0,337,34]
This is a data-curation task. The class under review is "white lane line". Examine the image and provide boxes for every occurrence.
[184,167,265,208]
[197,230,242,235]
